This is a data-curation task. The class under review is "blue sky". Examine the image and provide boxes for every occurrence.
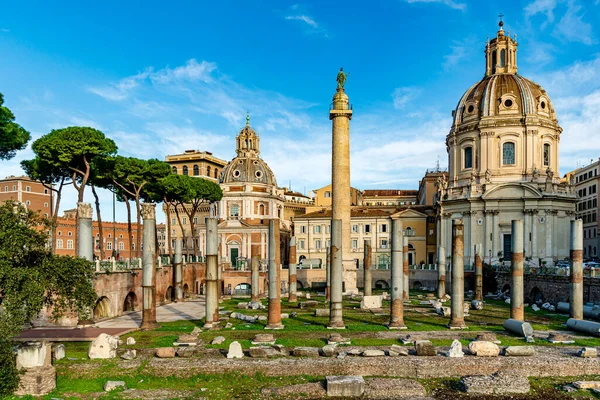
[1,0,600,222]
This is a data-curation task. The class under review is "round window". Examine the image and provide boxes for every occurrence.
[504,99,513,108]
[233,170,241,178]
[255,170,263,179]
[540,101,546,109]
[467,105,474,113]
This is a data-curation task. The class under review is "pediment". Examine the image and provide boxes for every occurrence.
[390,208,428,219]
[481,183,542,200]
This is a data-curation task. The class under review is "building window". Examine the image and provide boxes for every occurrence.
[464,146,473,169]
[380,224,388,233]
[316,239,322,249]
[230,204,240,217]
[25,186,31,192]
[44,189,48,194]
[193,217,198,224]
[380,239,388,249]
[58,231,62,236]
[171,218,176,225]
[4,186,7,192]
[298,240,305,250]
[67,240,74,249]
[56,239,63,249]
[108,233,112,238]
[300,225,306,234]
[12,185,16,190]
[172,166,177,174]
[119,242,124,250]
[183,166,188,176]
[543,143,550,166]
[326,225,330,234]
[207,166,211,176]
[364,224,371,233]
[214,169,218,179]
[259,203,265,215]
[502,142,515,165]
[351,239,358,249]
[25,200,30,205]
[352,224,358,233]
[314,225,321,234]
[107,242,112,250]
[44,202,48,207]
[183,217,187,224]
[193,164,199,176]
[500,49,506,67]
[324,191,331,198]
[68,231,72,236]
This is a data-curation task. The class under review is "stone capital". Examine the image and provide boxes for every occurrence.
[141,203,156,220]
[77,202,93,219]
[480,131,495,137]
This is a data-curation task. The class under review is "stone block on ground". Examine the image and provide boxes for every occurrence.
[578,347,597,358]
[237,302,249,309]
[155,347,176,358]
[474,332,500,344]
[315,308,330,317]
[447,339,464,358]
[362,349,385,357]
[211,336,226,345]
[468,341,500,357]
[174,334,199,346]
[227,341,244,359]
[547,333,574,344]
[347,349,363,356]
[414,340,436,356]
[361,295,383,309]
[293,347,320,357]
[14,366,56,396]
[299,300,319,309]
[573,381,600,389]
[120,349,137,360]
[388,345,409,357]
[249,346,279,358]
[104,381,127,392]
[52,343,65,361]
[191,327,202,335]
[460,372,530,395]
[364,378,427,399]
[504,346,535,356]
[328,333,351,345]
[327,376,365,397]
[252,333,276,345]
[436,307,451,317]
[271,344,288,355]
[321,344,338,357]
[176,347,196,358]
[471,300,483,310]
[126,337,136,345]
[248,301,265,310]
[88,333,119,359]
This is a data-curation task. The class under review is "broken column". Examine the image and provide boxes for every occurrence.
[437,246,446,299]
[474,243,483,301]
[77,202,93,261]
[250,255,261,305]
[288,237,298,303]
[570,219,584,320]
[141,203,158,330]
[510,220,524,321]
[326,245,331,300]
[174,239,183,302]
[389,218,406,329]
[364,240,372,296]
[328,219,345,328]
[204,217,219,328]
[14,342,56,396]
[449,219,467,329]
[266,219,283,329]
[403,236,409,300]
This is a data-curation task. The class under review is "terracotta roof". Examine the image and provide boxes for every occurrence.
[284,190,310,198]
[362,190,417,197]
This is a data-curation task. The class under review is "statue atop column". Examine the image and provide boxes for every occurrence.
[336,68,347,89]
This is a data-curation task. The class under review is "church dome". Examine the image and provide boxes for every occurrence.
[219,117,278,186]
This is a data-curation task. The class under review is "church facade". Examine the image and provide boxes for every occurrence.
[437,22,577,266]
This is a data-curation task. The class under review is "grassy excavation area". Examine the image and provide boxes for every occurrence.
[11,290,600,399]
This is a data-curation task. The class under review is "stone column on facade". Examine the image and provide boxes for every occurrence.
[510,220,525,321]
[474,243,483,301]
[445,213,453,263]
[330,82,356,293]
[463,212,471,265]
[266,219,283,329]
[570,219,584,320]
[492,211,499,260]
[363,240,372,296]
[532,211,538,260]
[389,218,406,329]
[437,246,446,299]
[250,255,261,305]
[204,217,219,328]
[449,220,467,329]
[174,239,183,302]
[545,210,553,262]
[326,245,331,300]
[484,211,491,263]
[288,236,298,303]
[141,203,158,330]
[403,236,409,300]
[77,202,93,261]
[328,219,345,329]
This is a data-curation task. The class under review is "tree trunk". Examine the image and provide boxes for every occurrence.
[164,198,173,257]
[91,185,105,260]
[124,195,133,259]
[135,196,142,258]
[174,205,187,256]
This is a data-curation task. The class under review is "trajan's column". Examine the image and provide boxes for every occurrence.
[330,68,357,293]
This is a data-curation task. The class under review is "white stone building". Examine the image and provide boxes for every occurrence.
[438,21,577,266]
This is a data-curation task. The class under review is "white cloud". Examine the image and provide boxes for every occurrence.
[392,87,420,109]
[0,28,9,33]
[555,0,595,45]
[404,0,466,11]
[285,15,318,29]
[525,0,557,25]
[283,4,327,36]
[443,36,476,70]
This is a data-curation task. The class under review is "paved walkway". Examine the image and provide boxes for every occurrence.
[96,299,206,329]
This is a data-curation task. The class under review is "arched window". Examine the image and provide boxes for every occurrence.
[183,166,188,176]
[193,165,199,176]
[500,49,506,67]
[172,166,177,174]
[259,204,265,216]
[207,166,211,177]
[214,169,218,178]
[464,146,473,169]
[503,142,515,165]
[492,50,497,74]
[543,143,550,166]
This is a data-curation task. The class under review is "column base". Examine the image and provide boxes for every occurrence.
[265,324,285,330]
[447,322,468,330]
[288,295,297,303]
[387,324,407,330]
[327,325,346,330]
[141,321,159,330]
